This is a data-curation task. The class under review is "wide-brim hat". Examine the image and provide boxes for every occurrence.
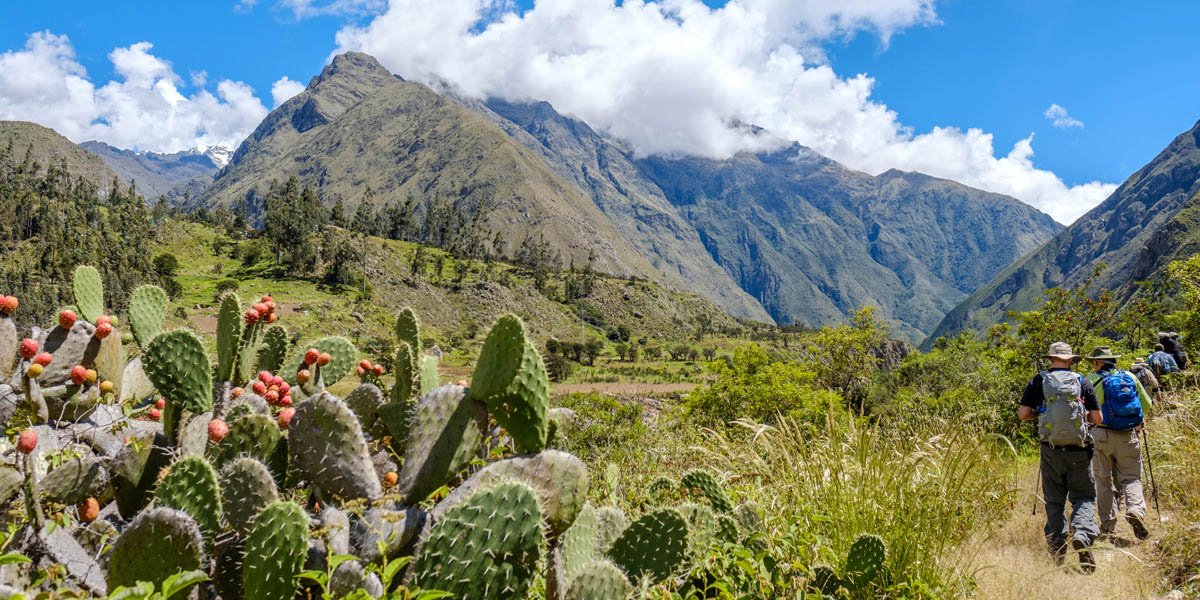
[1042,342,1081,363]
[1084,346,1120,361]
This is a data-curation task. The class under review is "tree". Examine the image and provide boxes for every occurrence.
[799,306,889,408]
[352,188,378,236]
[1006,264,1115,371]
[329,195,347,228]
[263,177,320,274]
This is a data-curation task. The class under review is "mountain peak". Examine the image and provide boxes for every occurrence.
[308,51,399,91]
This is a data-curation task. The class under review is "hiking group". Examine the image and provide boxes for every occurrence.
[1018,334,1184,573]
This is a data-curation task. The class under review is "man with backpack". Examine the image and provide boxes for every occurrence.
[1084,347,1153,541]
[1019,342,1104,572]
[1157,332,1187,371]
[1147,343,1179,378]
[1130,357,1160,395]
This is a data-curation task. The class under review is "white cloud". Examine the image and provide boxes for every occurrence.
[271,76,307,107]
[190,69,208,87]
[278,0,386,18]
[334,0,1114,224]
[1044,103,1083,129]
[0,32,268,153]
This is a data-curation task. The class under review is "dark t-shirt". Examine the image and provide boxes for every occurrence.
[1020,368,1100,411]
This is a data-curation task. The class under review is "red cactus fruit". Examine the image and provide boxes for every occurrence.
[33,352,53,366]
[0,296,18,315]
[359,359,372,371]
[208,419,229,443]
[265,390,280,404]
[278,395,292,407]
[70,365,88,385]
[17,429,37,454]
[277,407,295,429]
[278,381,290,395]
[59,310,77,329]
[383,471,398,488]
[19,339,37,360]
[371,364,385,376]
[258,370,272,384]
[95,315,112,326]
[78,497,100,523]
[94,323,113,339]
[317,352,331,367]
[148,407,161,421]
[356,366,365,376]
[252,381,267,396]
[265,312,278,323]
[155,398,166,410]
[244,310,259,325]
[297,369,311,384]
[304,348,319,365]
[231,387,245,398]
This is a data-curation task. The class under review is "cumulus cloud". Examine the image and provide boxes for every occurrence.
[271,76,307,106]
[334,0,1113,224]
[0,31,267,152]
[1044,103,1083,129]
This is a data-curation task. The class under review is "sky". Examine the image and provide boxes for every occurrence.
[2,1,1198,224]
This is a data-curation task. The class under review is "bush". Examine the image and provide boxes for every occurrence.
[552,393,647,464]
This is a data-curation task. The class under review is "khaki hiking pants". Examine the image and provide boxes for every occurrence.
[1091,428,1146,533]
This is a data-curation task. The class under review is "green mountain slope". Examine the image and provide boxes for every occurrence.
[925,119,1200,349]
[194,52,659,280]
[0,121,117,185]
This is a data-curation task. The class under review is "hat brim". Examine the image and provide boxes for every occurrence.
[1084,354,1120,361]
[1042,353,1081,362]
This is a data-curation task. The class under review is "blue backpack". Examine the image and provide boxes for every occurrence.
[1099,370,1143,430]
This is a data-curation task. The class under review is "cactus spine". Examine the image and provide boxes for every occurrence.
[216,293,243,382]
[107,507,205,592]
[845,533,886,590]
[243,501,309,600]
[257,324,289,374]
[606,508,688,584]
[221,457,280,536]
[128,284,168,348]
[566,560,632,600]
[288,392,382,501]
[680,469,733,513]
[398,384,485,503]
[469,314,550,453]
[154,456,223,549]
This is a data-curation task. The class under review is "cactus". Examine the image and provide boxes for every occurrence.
[42,383,102,421]
[208,413,282,469]
[566,560,632,600]
[392,342,415,400]
[90,330,124,399]
[345,383,383,430]
[143,330,213,440]
[395,308,421,370]
[0,316,16,380]
[433,450,589,537]
[470,314,549,453]
[289,392,382,501]
[39,457,109,505]
[811,565,842,596]
[107,507,205,592]
[733,502,763,535]
[281,336,356,387]
[560,504,599,586]
[594,507,628,554]
[715,514,739,544]
[257,324,289,374]
[358,505,426,564]
[120,356,154,402]
[677,502,717,556]
[216,293,242,382]
[236,319,267,386]
[419,354,439,396]
[648,476,675,501]
[844,533,886,590]
[606,508,688,584]
[39,320,95,385]
[680,469,732,513]
[72,265,104,322]
[214,542,245,600]
[414,481,544,600]
[221,457,279,536]
[243,501,309,600]
[113,432,172,519]
[398,384,485,504]
[329,559,384,599]
[154,456,223,548]
[376,398,413,448]
[0,465,21,504]
[129,284,168,348]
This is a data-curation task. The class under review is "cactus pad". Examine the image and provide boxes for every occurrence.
[281,336,356,387]
[377,399,414,448]
[120,356,154,402]
[648,476,675,501]
[107,507,205,592]
[716,514,739,544]
[419,354,439,396]
[39,457,109,505]
[329,559,384,599]
[90,331,124,399]
[0,316,16,380]
[358,505,426,564]
[594,507,628,554]
[398,384,485,503]
[144,329,213,414]
[289,392,382,501]
[236,319,266,385]
[216,293,242,382]
[433,450,589,536]
[566,559,632,600]
[345,383,383,430]
[129,284,168,348]
[208,413,282,469]
[243,501,309,600]
[470,314,549,453]
[256,325,289,374]
[677,502,717,555]
[392,342,415,401]
[680,469,732,513]
[39,320,95,385]
[733,502,763,534]
[155,456,222,548]
[811,564,842,595]
[41,383,102,421]
[414,481,544,600]
[221,457,279,536]
[394,308,421,368]
[606,508,688,584]
[72,265,104,322]
[321,506,352,556]
[844,533,886,590]
[561,504,600,586]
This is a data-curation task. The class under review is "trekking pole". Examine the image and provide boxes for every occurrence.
[1141,427,1161,517]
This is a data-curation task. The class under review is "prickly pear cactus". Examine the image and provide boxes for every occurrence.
[72,265,104,322]
[566,559,632,600]
[433,450,589,536]
[91,330,124,399]
[216,293,242,382]
[154,456,222,548]
[844,533,886,590]
[680,469,732,513]
[606,508,688,584]
[39,457,109,505]
[289,392,382,501]
[39,320,95,385]
[236,320,267,386]
[345,383,383,429]
[716,514,739,544]
[419,354,439,396]
[414,481,545,600]
[377,398,414,448]
[561,504,600,586]
[398,384,485,503]
[470,314,549,453]
[648,476,675,501]
[395,308,421,371]
[243,501,309,600]
[358,505,426,564]
[41,383,101,421]
[392,342,415,401]
[208,413,282,469]
[0,316,16,380]
[329,560,384,599]
[256,324,289,374]
[811,564,842,596]
[143,329,213,415]
[106,507,205,592]
[0,465,21,504]
[677,502,717,556]
[594,507,628,554]
[281,336,356,387]
[733,502,763,534]
[128,284,168,349]
[221,457,279,536]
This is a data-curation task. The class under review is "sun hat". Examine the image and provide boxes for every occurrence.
[1042,342,1081,363]
[1084,346,1120,362]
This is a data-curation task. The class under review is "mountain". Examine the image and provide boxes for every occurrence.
[451,95,1060,341]
[193,51,1063,342]
[0,121,118,186]
[925,119,1200,348]
[80,141,229,200]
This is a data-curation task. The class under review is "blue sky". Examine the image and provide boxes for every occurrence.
[2,1,1198,222]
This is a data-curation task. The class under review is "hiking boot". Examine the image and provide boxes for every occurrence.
[1128,515,1151,541]
[1072,539,1096,574]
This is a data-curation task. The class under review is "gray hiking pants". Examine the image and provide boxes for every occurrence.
[1040,443,1099,554]
[1092,428,1146,532]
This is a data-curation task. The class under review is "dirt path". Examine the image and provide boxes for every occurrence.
[970,460,1170,599]
[551,382,698,395]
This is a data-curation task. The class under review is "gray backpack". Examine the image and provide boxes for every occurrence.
[1038,370,1089,447]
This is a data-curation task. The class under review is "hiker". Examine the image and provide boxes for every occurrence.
[1147,343,1179,378]
[1085,346,1153,541]
[1158,332,1188,371]
[1019,342,1104,572]
[1130,356,1160,395]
